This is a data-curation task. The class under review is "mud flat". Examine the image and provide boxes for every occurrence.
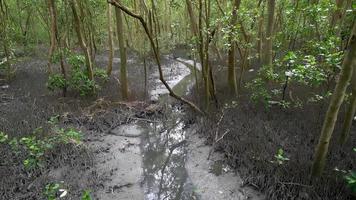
[91,125,144,200]
[186,131,265,200]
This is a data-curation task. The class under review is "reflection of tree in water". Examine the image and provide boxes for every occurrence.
[141,119,198,200]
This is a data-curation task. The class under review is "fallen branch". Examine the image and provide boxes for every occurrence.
[107,0,204,115]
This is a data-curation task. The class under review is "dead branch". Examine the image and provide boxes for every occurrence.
[107,0,204,115]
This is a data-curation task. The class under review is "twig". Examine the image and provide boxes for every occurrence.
[277,181,312,188]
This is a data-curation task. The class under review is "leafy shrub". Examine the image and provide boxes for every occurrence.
[47,51,108,96]
[0,124,83,170]
[47,74,66,91]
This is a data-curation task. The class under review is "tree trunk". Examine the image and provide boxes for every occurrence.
[108,0,204,114]
[0,0,11,80]
[47,0,57,74]
[257,2,265,64]
[70,0,94,80]
[263,0,275,68]
[48,0,67,96]
[339,64,356,144]
[311,22,356,177]
[115,7,129,100]
[107,3,114,76]
[227,0,241,95]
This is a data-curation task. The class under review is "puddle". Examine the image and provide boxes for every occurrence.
[139,58,201,199]
[149,56,196,101]
[139,118,199,200]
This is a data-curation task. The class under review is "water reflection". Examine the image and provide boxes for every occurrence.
[140,118,198,200]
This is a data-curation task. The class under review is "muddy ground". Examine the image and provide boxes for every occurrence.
[0,50,262,200]
[200,92,356,200]
[0,47,355,200]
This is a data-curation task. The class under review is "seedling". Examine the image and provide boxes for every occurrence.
[345,171,356,193]
[81,190,92,200]
[274,148,290,165]
[0,132,8,143]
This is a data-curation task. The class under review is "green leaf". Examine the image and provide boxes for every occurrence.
[0,132,8,143]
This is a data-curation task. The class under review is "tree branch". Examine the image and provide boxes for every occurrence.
[107,0,204,115]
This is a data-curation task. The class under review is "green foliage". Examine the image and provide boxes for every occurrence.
[47,51,110,96]
[274,148,290,165]
[47,74,66,91]
[345,171,356,193]
[48,115,60,125]
[81,190,93,200]
[94,68,109,80]
[245,77,271,106]
[69,64,97,96]
[0,122,83,170]
[290,55,327,86]
[20,136,52,169]
[56,128,82,144]
[44,183,60,200]
[0,132,8,143]
[9,138,20,154]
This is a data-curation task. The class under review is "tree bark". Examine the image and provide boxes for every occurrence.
[115,6,129,100]
[263,0,275,68]
[47,0,57,74]
[339,63,356,144]
[107,4,114,76]
[108,0,204,114]
[227,0,241,95]
[311,21,356,177]
[70,0,94,80]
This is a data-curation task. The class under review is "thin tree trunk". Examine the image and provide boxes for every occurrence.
[70,0,94,80]
[311,22,356,177]
[227,0,241,95]
[257,2,265,64]
[108,0,204,114]
[115,6,129,100]
[47,0,57,74]
[339,65,356,144]
[49,0,67,96]
[1,0,11,80]
[263,0,275,68]
[107,4,114,76]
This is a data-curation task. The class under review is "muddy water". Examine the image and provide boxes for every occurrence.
[141,57,199,199]
[102,56,263,200]
[140,116,198,200]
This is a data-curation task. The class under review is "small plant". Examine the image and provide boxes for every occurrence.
[245,78,272,106]
[20,136,52,169]
[345,171,356,193]
[57,128,82,144]
[44,183,60,200]
[48,115,60,125]
[0,132,8,143]
[81,190,93,200]
[9,138,20,154]
[47,51,104,96]
[274,148,290,165]
[47,74,66,92]
[2,124,83,170]
[94,68,109,80]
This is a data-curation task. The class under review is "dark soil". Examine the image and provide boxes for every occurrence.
[201,96,356,200]
[0,51,159,200]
